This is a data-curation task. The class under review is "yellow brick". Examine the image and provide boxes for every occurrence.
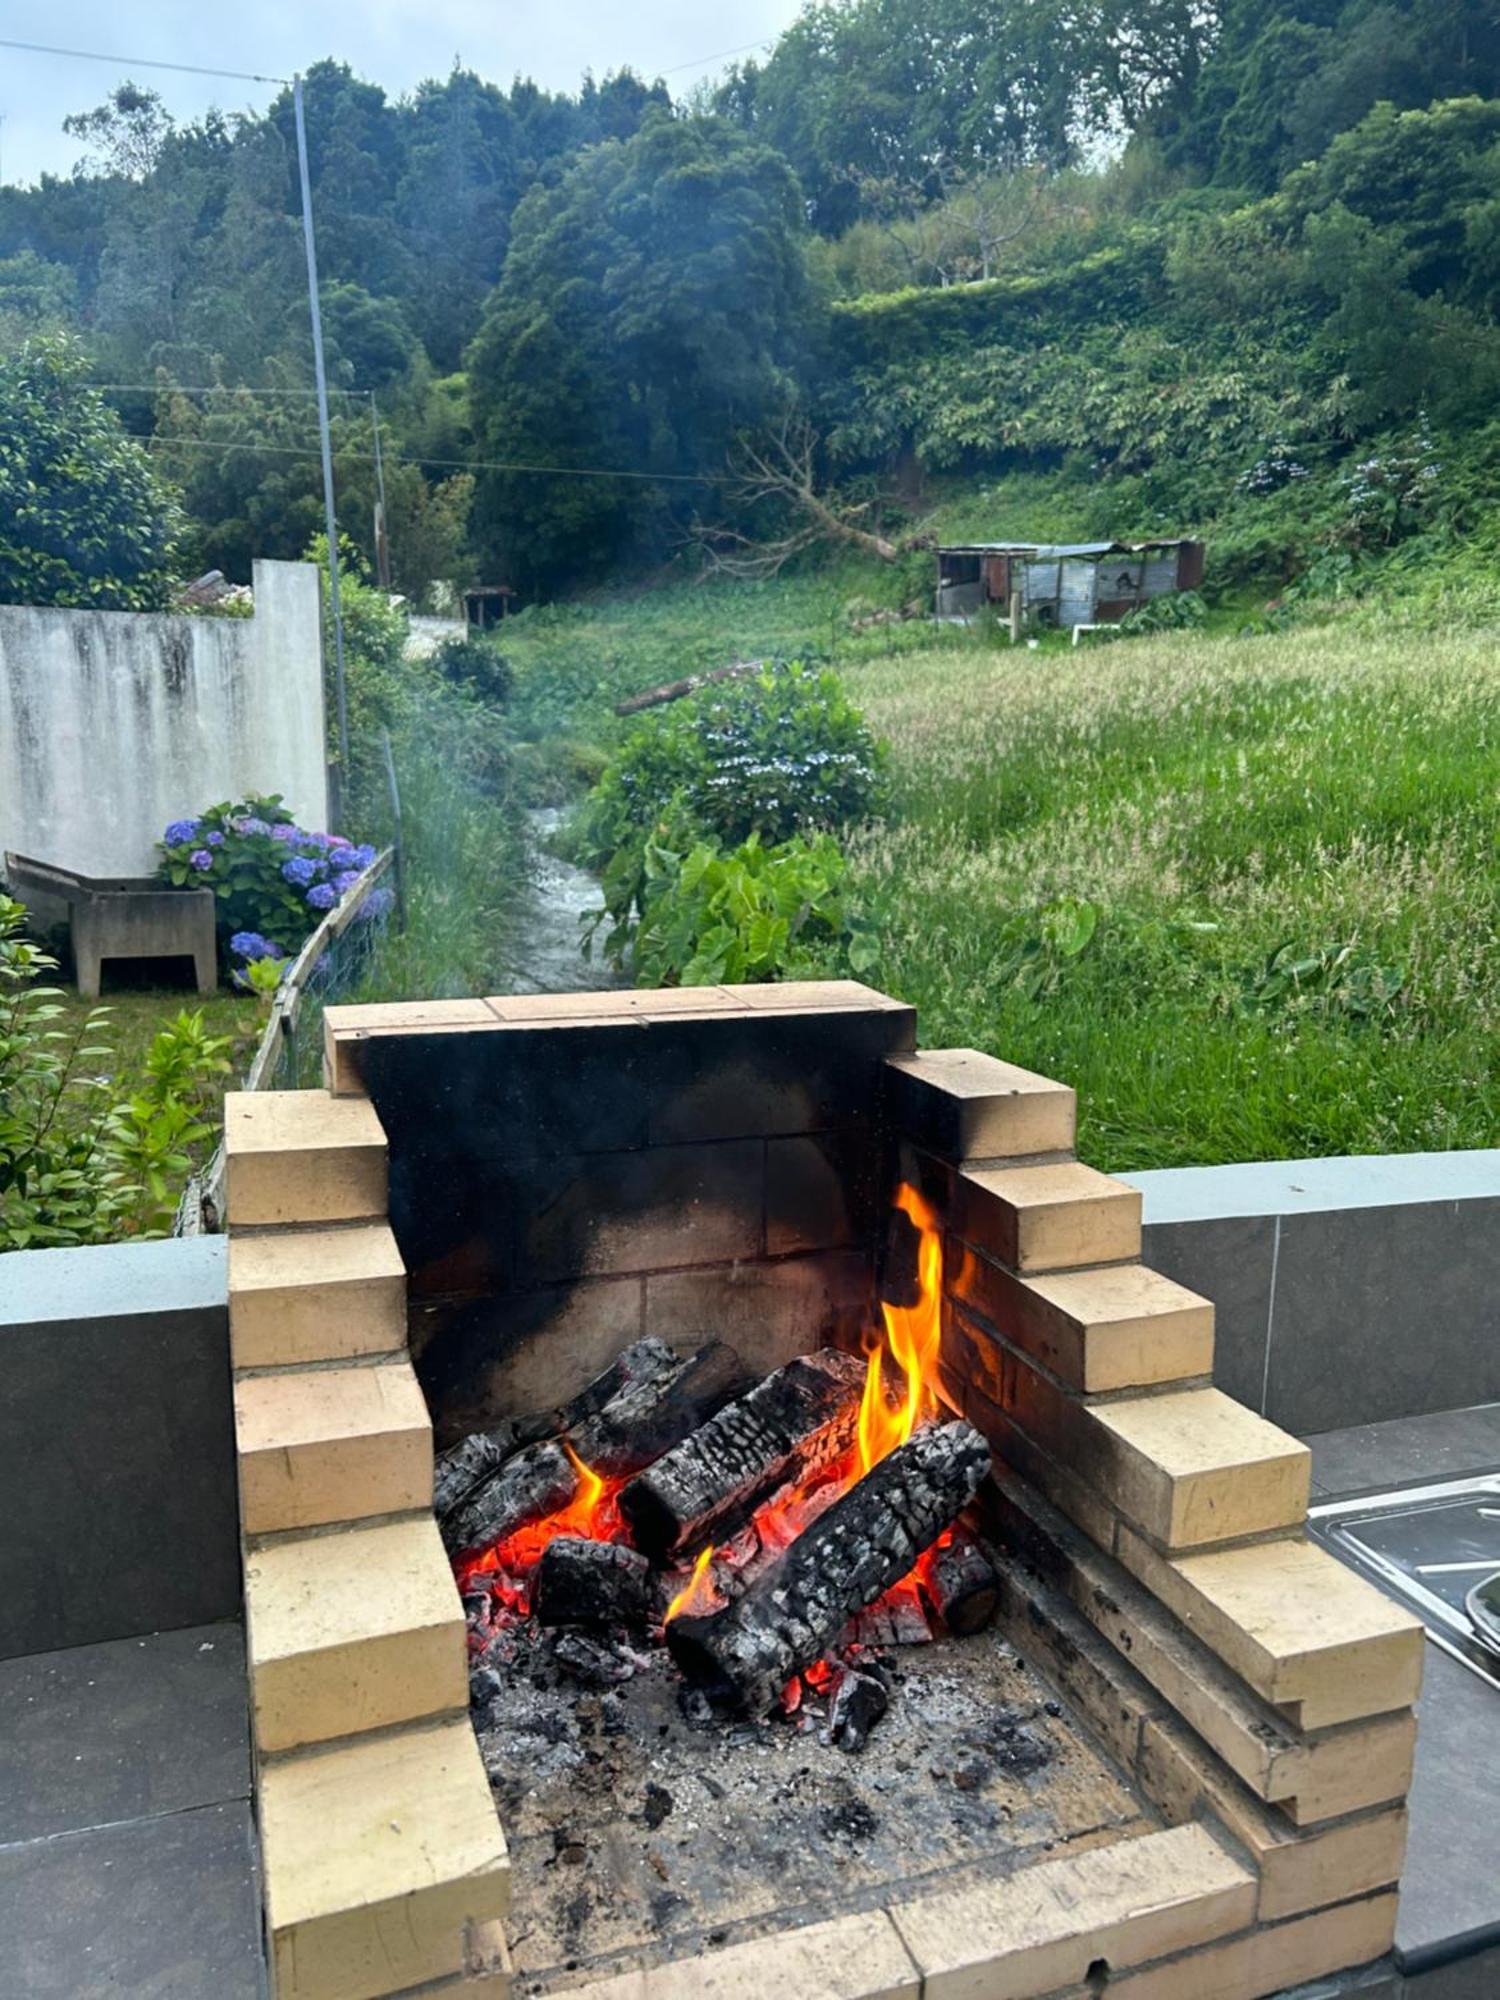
[1089,1892,1397,1999]
[1086,1389,1310,1551]
[323,1000,500,1094]
[235,1359,432,1535]
[398,1920,513,1997]
[992,1476,1414,1824]
[225,1089,387,1225]
[956,1161,1142,1272]
[568,1910,919,2000]
[1116,1526,1426,1729]
[260,1717,509,2000]
[228,1223,406,1369]
[1137,1715,1409,1920]
[888,1823,1254,2000]
[885,1048,1077,1162]
[246,1514,464,1753]
[951,1256,1214,1393]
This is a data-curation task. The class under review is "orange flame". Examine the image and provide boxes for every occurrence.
[663,1543,724,1625]
[454,1442,621,1610]
[858,1183,944,1474]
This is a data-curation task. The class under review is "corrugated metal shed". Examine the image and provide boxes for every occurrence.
[934,536,1204,628]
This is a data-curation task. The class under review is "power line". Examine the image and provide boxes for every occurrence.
[90,381,372,399]
[142,431,729,486]
[661,37,775,76]
[0,36,287,86]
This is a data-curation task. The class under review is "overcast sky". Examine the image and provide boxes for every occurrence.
[1,1,805,186]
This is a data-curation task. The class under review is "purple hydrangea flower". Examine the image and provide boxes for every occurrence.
[164,818,201,846]
[231,816,273,838]
[205,830,225,848]
[348,844,378,870]
[332,869,363,896]
[271,823,303,843]
[281,856,318,887]
[326,835,353,851]
[189,848,213,872]
[357,887,395,923]
[306,882,337,910]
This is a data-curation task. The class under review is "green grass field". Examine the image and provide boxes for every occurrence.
[505,574,1500,1171]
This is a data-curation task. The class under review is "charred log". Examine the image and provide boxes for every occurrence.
[441,1439,577,1559]
[922,1525,1000,1637]
[667,1420,992,1714]
[434,1423,520,1519]
[618,1350,866,1560]
[574,1341,751,1478]
[514,1337,683,1449]
[827,1664,890,1753]
[534,1537,653,1631]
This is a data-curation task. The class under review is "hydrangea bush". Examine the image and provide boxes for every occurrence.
[159,794,383,982]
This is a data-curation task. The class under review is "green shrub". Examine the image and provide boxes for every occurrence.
[158,797,382,966]
[429,632,514,707]
[0,898,231,1248]
[586,823,877,986]
[573,660,885,875]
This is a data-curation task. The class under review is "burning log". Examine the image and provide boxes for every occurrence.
[667,1420,992,1715]
[921,1525,1000,1637]
[441,1439,578,1558]
[574,1341,751,1478]
[434,1423,520,1519]
[534,1537,652,1631]
[618,1350,867,1560]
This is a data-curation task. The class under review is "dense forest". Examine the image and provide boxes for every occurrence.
[4,0,1500,605]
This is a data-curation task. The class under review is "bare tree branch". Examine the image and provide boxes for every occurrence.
[692,419,902,578]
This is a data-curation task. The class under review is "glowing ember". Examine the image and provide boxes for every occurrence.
[455,1442,622,1613]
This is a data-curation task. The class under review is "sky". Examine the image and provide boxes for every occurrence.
[0,0,806,185]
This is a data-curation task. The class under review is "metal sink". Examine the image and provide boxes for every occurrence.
[1308,1472,1500,1689]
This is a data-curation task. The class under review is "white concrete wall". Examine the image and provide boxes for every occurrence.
[0,560,329,879]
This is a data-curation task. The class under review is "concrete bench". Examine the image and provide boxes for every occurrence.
[4,852,217,998]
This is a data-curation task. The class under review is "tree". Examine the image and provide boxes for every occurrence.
[466,113,812,590]
[0,336,182,609]
[63,82,174,179]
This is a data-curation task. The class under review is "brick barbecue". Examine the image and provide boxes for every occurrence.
[225,982,1422,2000]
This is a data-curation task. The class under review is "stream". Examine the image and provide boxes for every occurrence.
[493,806,625,996]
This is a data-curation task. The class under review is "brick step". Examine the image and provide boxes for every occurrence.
[950,1255,1214,1393]
[235,1358,432,1535]
[955,1159,1142,1273]
[228,1222,407,1368]
[885,1047,1077,1161]
[260,1718,509,2000]
[245,1513,464,1754]
[225,1087,387,1227]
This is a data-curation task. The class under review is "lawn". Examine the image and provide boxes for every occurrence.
[48,983,263,1110]
[504,571,1500,1172]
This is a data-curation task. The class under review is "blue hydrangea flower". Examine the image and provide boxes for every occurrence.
[189,848,213,872]
[306,882,337,910]
[270,823,303,843]
[281,856,317,887]
[332,869,362,896]
[164,818,201,846]
[205,830,225,847]
[229,931,285,962]
[231,816,273,838]
[347,843,378,870]
[357,887,395,923]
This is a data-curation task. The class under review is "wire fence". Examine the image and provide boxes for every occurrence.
[176,850,396,1233]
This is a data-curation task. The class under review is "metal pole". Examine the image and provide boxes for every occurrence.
[293,75,351,793]
[370,392,391,592]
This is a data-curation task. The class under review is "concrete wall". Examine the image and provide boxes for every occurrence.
[0,1237,240,1661]
[0,559,328,880]
[1123,1149,1500,1436]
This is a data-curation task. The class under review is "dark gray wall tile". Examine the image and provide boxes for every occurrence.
[1266,1199,1500,1434]
[1142,1214,1277,1412]
[1395,1646,1500,1972]
[1308,1406,1500,1498]
[0,1281,240,1661]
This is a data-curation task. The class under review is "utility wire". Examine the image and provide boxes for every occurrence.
[91,381,372,399]
[141,431,729,485]
[0,36,287,85]
[661,37,775,75]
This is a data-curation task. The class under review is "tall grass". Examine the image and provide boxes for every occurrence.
[838,622,1500,1167]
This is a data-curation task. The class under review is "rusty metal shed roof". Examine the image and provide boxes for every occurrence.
[936,539,1191,558]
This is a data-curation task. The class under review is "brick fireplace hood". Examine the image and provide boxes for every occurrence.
[223,981,1421,2000]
